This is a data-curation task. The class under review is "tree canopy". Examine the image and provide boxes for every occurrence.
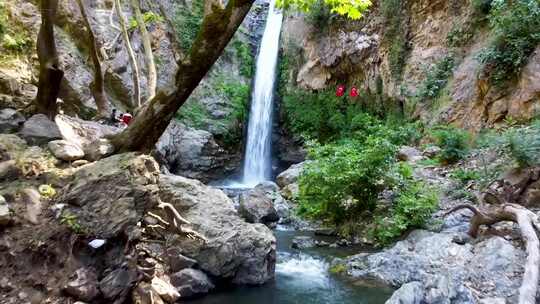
[278,0,372,19]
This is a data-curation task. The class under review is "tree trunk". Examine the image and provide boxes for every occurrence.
[114,0,141,108]
[130,0,157,102]
[35,0,64,119]
[109,0,255,152]
[76,0,109,117]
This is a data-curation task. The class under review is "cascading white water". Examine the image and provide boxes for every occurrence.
[242,0,283,187]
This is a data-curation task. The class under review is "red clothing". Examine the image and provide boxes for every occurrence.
[121,113,133,125]
[336,85,346,97]
[350,87,359,98]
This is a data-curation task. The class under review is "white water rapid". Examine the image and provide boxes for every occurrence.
[242,0,283,187]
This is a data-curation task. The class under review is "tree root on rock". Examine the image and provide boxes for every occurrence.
[445,202,540,304]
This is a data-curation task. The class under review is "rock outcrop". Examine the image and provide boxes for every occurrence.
[347,230,524,303]
[19,114,62,146]
[159,175,276,285]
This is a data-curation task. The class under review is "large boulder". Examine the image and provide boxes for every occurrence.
[54,153,160,238]
[156,121,238,182]
[0,108,25,133]
[346,230,524,303]
[239,184,280,225]
[48,140,85,161]
[159,175,276,285]
[170,269,214,298]
[18,114,62,145]
[276,162,305,188]
[385,281,424,304]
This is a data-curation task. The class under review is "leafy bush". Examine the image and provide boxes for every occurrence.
[431,126,470,164]
[298,138,397,224]
[416,56,455,102]
[451,168,480,185]
[2,33,31,52]
[506,126,540,168]
[472,0,493,16]
[372,180,438,245]
[172,1,204,51]
[477,0,540,86]
[306,0,334,29]
[216,80,250,126]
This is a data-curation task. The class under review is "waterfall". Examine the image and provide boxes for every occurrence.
[242,0,283,187]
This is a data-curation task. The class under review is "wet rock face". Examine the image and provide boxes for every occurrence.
[239,184,280,225]
[346,230,524,303]
[159,175,276,285]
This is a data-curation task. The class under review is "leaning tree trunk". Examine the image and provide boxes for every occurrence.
[35,0,64,119]
[109,0,255,152]
[130,0,157,102]
[76,0,109,117]
[114,0,141,108]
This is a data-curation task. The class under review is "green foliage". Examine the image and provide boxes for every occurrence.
[281,89,421,143]
[128,11,164,30]
[431,126,470,164]
[472,0,493,16]
[298,138,397,224]
[371,181,438,245]
[305,0,333,28]
[381,0,409,80]
[176,100,209,129]
[216,80,250,127]
[477,0,540,86]
[506,126,540,168]
[172,0,204,51]
[451,168,480,185]
[446,24,474,48]
[0,4,31,54]
[60,212,84,234]
[233,40,254,78]
[415,56,455,102]
[278,0,372,19]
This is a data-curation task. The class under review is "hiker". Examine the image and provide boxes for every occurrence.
[336,84,346,97]
[350,86,359,98]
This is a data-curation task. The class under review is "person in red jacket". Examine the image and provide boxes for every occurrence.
[336,84,346,97]
[350,86,359,98]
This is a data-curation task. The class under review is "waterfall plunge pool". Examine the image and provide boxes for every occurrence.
[184,229,394,304]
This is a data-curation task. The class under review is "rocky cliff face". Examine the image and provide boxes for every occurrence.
[280,0,540,131]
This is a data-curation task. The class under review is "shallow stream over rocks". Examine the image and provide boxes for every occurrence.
[185,227,393,304]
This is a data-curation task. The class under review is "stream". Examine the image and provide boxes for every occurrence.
[186,227,393,304]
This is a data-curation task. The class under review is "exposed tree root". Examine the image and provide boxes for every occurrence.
[147,200,207,243]
[445,201,540,304]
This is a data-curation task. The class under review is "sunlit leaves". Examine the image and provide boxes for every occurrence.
[277,0,372,20]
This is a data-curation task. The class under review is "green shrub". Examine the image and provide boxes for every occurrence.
[431,126,470,163]
[416,56,455,102]
[2,33,31,52]
[506,126,540,168]
[451,168,480,185]
[172,1,204,51]
[216,80,250,126]
[298,138,397,224]
[372,181,438,245]
[477,0,540,86]
[472,0,492,16]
